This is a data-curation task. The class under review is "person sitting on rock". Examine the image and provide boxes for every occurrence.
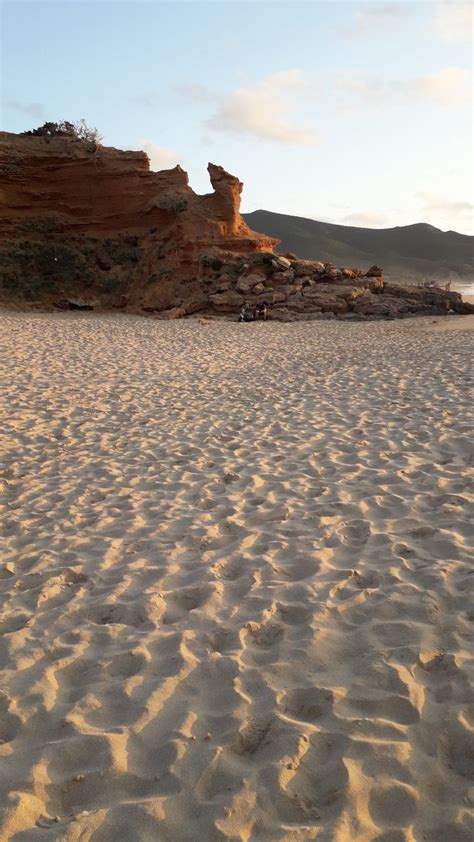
[239,302,254,322]
[256,301,267,321]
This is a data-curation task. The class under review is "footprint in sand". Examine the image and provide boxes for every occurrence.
[207,625,240,654]
[339,519,371,546]
[369,783,418,828]
[409,525,437,539]
[281,731,349,817]
[161,585,212,625]
[86,603,148,628]
[105,650,147,678]
[244,620,285,648]
[437,722,474,778]
[276,557,320,582]
[0,612,29,635]
[352,569,380,590]
[0,694,21,744]
[232,714,274,756]
[280,686,334,723]
[418,650,459,679]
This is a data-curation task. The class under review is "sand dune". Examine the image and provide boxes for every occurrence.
[1,311,473,841]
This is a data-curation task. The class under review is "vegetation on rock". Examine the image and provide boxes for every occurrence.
[21,119,102,144]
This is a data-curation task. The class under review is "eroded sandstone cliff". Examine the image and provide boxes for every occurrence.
[0,131,472,320]
[0,132,277,313]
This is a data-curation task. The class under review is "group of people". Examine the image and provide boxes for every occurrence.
[238,301,267,322]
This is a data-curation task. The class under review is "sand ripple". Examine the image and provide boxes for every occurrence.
[0,312,473,841]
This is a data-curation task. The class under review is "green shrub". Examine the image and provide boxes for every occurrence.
[0,241,94,298]
[253,252,275,266]
[201,255,224,271]
[102,238,139,264]
[21,119,102,144]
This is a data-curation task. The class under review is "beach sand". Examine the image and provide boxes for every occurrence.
[1,311,473,842]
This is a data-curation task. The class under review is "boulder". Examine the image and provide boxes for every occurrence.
[326,268,344,281]
[276,256,292,269]
[209,290,243,310]
[271,291,289,304]
[305,283,361,302]
[236,272,263,293]
[272,270,295,284]
[369,277,385,293]
[366,265,383,278]
[276,284,298,298]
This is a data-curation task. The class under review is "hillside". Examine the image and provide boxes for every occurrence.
[243,211,474,282]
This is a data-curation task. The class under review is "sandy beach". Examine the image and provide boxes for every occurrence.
[1,311,473,842]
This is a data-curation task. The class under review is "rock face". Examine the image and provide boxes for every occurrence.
[0,132,277,312]
[0,131,472,320]
[206,258,473,320]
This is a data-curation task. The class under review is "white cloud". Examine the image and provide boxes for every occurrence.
[143,142,180,171]
[6,101,45,119]
[414,67,472,106]
[343,211,388,227]
[417,191,473,214]
[336,67,471,107]
[416,191,474,232]
[206,70,319,145]
[433,1,473,43]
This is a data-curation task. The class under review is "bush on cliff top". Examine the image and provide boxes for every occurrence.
[21,119,102,144]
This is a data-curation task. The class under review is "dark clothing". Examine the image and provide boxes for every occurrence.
[239,305,254,322]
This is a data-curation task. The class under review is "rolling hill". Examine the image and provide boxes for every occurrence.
[243,210,474,283]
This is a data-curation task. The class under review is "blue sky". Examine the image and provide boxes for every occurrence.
[1,0,472,232]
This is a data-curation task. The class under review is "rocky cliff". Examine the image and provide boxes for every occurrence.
[0,131,472,320]
[0,132,277,313]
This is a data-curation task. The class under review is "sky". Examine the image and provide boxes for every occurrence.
[1,0,473,233]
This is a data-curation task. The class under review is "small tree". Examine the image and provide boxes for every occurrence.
[73,118,102,144]
[21,119,102,144]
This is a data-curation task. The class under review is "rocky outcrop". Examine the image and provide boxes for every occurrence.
[0,132,277,310]
[205,257,473,320]
[0,131,472,320]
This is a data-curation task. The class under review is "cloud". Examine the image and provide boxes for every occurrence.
[342,2,412,37]
[414,67,472,106]
[6,101,45,119]
[336,67,471,107]
[342,211,388,227]
[416,191,474,232]
[205,70,319,145]
[417,192,473,215]
[143,142,180,171]
[433,1,473,43]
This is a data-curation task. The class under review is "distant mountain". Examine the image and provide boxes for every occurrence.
[243,210,474,282]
